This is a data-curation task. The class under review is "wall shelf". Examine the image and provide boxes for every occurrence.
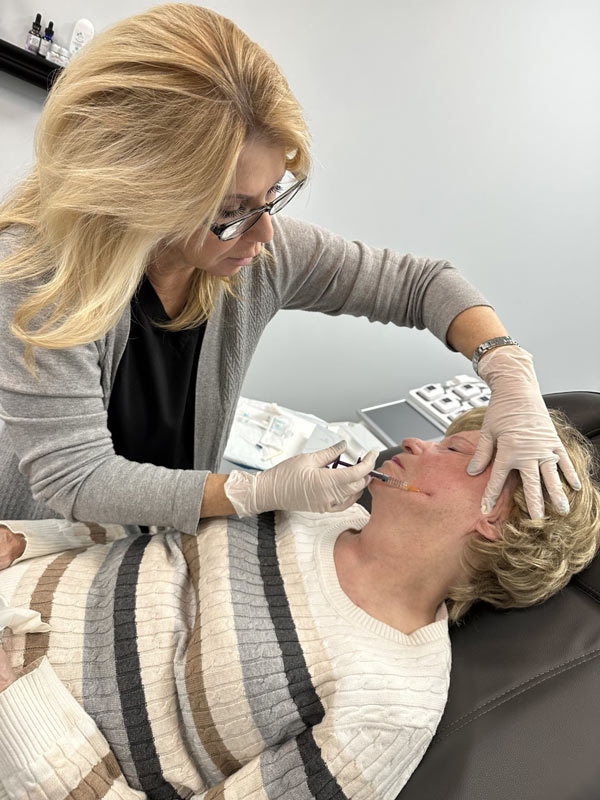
[0,37,62,91]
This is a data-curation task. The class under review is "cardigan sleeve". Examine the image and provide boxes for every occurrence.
[268,215,491,347]
[0,657,433,800]
[0,229,207,534]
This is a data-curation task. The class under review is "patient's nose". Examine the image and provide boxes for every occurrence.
[402,437,427,454]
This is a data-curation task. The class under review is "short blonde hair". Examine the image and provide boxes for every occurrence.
[445,407,600,623]
[0,3,310,373]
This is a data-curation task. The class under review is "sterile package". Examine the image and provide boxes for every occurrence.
[223,396,386,471]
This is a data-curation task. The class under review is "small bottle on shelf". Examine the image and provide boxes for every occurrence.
[25,13,43,53]
[38,21,55,57]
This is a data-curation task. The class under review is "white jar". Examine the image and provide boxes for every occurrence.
[46,43,62,65]
[58,48,70,67]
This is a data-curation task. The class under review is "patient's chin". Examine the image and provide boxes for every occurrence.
[367,478,385,496]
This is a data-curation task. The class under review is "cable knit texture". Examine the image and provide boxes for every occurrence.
[0,507,450,800]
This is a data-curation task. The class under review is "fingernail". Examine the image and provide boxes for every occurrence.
[558,500,570,515]
[573,479,582,491]
[467,463,480,476]
[481,499,492,515]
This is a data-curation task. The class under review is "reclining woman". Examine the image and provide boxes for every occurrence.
[0,407,598,800]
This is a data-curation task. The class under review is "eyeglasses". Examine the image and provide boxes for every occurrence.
[210,178,306,241]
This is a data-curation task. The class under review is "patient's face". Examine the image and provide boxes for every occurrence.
[372,430,510,534]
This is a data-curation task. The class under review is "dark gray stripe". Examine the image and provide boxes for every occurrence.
[256,513,348,800]
[229,515,303,745]
[113,534,179,800]
[297,728,348,800]
[260,730,348,800]
[257,512,324,727]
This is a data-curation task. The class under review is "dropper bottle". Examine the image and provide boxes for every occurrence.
[25,13,43,53]
[38,21,55,57]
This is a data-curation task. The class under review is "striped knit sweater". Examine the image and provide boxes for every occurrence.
[0,506,450,800]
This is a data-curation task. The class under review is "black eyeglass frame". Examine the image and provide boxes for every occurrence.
[209,178,306,241]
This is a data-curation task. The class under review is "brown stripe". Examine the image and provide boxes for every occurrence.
[85,522,108,544]
[205,784,227,800]
[69,751,123,800]
[23,548,87,668]
[182,533,242,777]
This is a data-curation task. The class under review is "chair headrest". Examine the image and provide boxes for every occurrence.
[544,392,600,600]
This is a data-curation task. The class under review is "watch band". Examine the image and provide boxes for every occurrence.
[472,336,520,376]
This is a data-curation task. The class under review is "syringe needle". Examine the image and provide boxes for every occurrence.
[332,459,420,493]
[370,471,420,492]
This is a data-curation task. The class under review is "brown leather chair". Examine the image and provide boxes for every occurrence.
[359,392,600,800]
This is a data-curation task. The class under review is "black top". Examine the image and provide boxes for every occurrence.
[107,275,205,471]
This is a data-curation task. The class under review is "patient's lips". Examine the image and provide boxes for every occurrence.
[377,458,422,493]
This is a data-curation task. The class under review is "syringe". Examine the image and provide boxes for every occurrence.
[333,458,421,493]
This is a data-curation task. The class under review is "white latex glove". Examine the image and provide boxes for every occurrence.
[467,346,582,520]
[224,441,377,517]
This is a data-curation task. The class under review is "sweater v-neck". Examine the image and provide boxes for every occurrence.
[315,516,448,645]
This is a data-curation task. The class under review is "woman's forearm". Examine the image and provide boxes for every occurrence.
[446,306,509,361]
[200,473,236,518]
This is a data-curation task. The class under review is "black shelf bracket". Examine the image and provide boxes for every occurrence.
[0,37,63,91]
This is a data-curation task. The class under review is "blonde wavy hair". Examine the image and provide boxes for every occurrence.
[445,407,600,623]
[0,3,310,374]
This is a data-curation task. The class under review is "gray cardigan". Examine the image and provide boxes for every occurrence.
[0,215,489,533]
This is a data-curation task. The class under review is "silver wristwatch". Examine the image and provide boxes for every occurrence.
[472,336,520,376]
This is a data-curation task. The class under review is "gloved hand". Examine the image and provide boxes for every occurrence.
[224,441,377,517]
[467,346,582,520]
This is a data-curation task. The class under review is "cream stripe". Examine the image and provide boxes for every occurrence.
[277,512,373,799]
[276,514,338,699]
[24,548,86,668]
[1,720,135,800]
[133,532,209,795]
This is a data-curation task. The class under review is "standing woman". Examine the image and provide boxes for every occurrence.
[0,4,578,533]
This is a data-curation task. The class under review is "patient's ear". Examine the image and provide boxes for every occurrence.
[474,514,503,542]
[473,481,515,542]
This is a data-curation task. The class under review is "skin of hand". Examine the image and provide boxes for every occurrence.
[0,525,26,570]
[0,642,18,692]
[0,525,26,691]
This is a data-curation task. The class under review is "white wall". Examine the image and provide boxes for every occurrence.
[1,1,599,421]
